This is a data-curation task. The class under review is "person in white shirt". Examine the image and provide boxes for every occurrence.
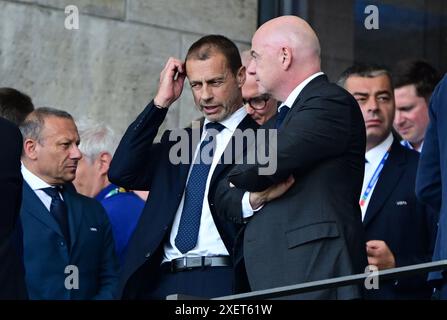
[109,35,282,299]
[339,64,437,299]
[19,107,119,299]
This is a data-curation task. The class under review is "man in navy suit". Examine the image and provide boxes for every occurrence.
[19,108,119,299]
[0,117,27,299]
[416,74,447,299]
[340,64,437,299]
[109,35,265,299]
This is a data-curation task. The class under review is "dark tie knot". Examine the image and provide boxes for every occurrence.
[41,186,63,200]
[275,106,290,128]
[205,122,225,134]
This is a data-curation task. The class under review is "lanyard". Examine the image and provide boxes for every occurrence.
[359,148,390,207]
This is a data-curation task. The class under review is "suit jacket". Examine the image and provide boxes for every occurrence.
[224,74,367,299]
[108,101,259,299]
[364,138,437,299]
[416,74,447,284]
[20,182,120,299]
[0,117,27,299]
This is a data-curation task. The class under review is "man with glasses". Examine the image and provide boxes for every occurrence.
[241,50,277,125]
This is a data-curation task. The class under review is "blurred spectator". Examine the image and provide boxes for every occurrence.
[416,74,447,299]
[0,87,34,125]
[73,120,145,264]
[0,117,27,299]
[392,60,440,152]
[241,50,277,125]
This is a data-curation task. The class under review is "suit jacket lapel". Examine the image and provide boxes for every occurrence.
[62,183,83,251]
[22,181,64,237]
[363,139,406,227]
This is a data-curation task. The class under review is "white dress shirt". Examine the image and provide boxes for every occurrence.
[163,106,248,262]
[21,163,64,212]
[360,133,394,220]
[400,139,423,153]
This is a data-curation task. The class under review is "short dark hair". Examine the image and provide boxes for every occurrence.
[185,35,242,76]
[20,107,74,144]
[0,87,35,125]
[337,64,393,89]
[392,59,441,101]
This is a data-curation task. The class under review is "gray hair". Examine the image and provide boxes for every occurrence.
[19,107,73,143]
[76,119,119,164]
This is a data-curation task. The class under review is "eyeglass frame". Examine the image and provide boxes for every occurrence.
[243,94,271,110]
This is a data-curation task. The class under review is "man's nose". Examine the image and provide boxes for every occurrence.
[245,104,255,114]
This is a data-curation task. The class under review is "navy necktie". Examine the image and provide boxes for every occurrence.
[175,122,225,253]
[275,106,289,129]
[42,186,70,247]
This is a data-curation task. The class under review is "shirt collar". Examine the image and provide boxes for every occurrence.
[365,133,394,166]
[95,183,117,201]
[21,163,54,191]
[203,105,247,134]
[278,72,324,111]
[401,139,423,153]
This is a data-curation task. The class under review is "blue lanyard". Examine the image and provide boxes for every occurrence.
[359,149,390,207]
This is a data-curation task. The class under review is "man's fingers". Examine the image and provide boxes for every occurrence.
[366,240,383,249]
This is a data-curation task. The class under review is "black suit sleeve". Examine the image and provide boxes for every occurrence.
[229,93,353,192]
[108,101,168,190]
[0,118,27,299]
[213,175,247,224]
[0,118,23,243]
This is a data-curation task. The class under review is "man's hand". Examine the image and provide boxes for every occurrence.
[248,175,295,210]
[154,57,186,108]
[366,240,396,270]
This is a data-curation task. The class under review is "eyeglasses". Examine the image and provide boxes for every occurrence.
[243,94,271,110]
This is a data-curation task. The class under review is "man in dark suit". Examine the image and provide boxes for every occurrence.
[108,35,261,299]
[217,16,367,299]
[340,64,437,299]
[416,74,447,299]
[0,117,27,299]
[19,108,119,299]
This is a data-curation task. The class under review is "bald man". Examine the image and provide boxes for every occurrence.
[219,16,367,299]
[241,50,277,125]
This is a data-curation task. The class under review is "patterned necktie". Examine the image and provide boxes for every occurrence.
[42,186,70,247]
[175,122,225,253]
[275,106,289,129]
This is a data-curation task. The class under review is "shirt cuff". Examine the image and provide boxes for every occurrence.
[241,191,263,219]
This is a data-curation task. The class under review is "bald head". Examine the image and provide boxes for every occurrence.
[248,16,321,101]
[255,16,320,57]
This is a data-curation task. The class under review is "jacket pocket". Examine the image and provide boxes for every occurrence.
[285,221,339,249]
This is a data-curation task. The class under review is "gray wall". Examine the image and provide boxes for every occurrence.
[0,0,257,137]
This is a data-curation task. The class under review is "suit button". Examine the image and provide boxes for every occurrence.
[60,241,65,246]
[163,226,168,231]
[145,252,151,258]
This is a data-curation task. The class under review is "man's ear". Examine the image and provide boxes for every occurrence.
[97,152,112,175]
[236,65,246,88]
[280,47,292,70]
[23,138,38,160]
